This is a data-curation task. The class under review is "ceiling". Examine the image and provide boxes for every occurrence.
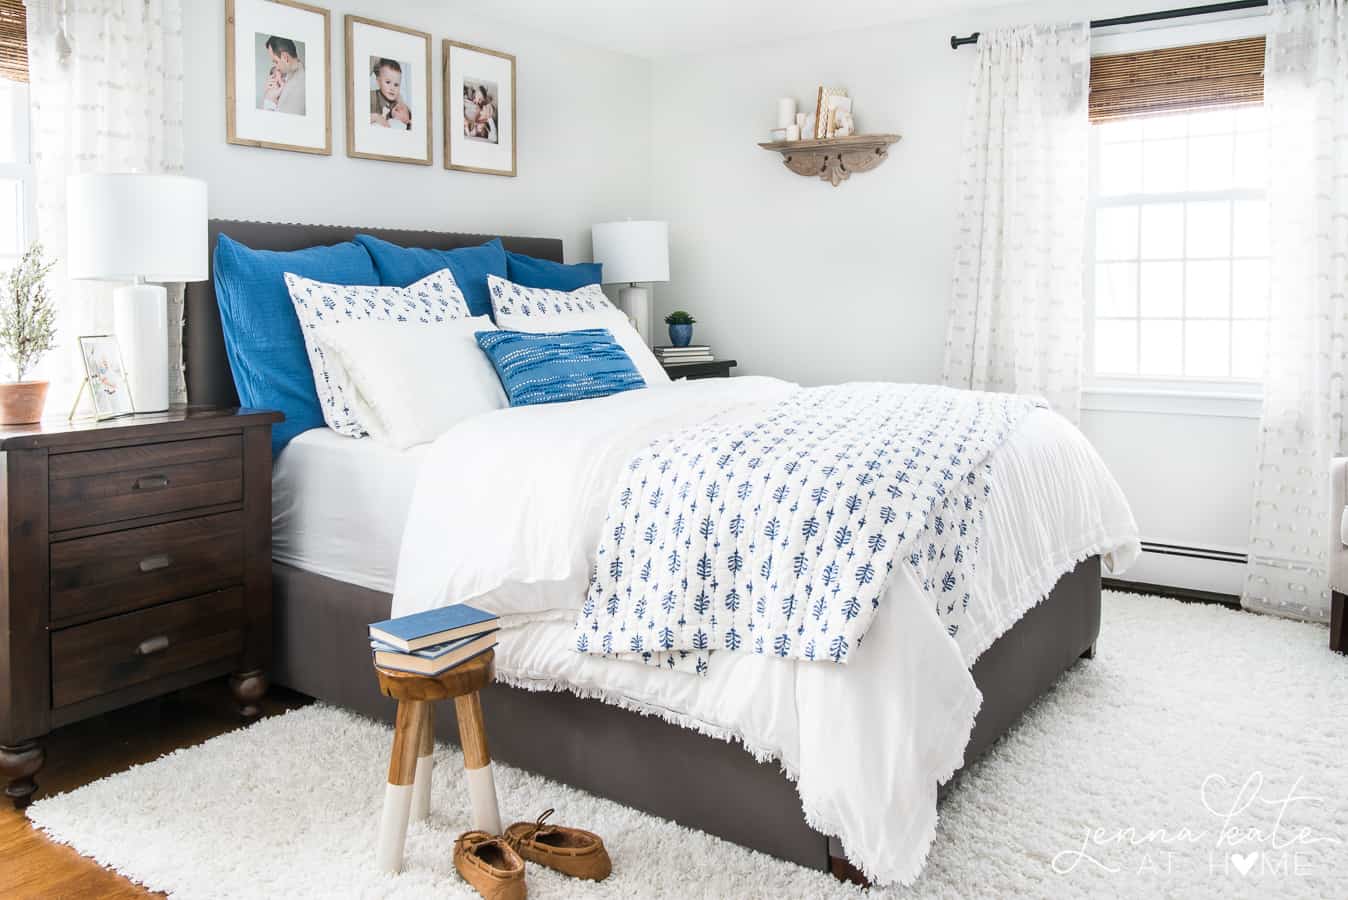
[442,0,1029,59]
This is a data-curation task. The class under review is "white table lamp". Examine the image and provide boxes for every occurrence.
[67,174,208,413]
[592,220,669,345]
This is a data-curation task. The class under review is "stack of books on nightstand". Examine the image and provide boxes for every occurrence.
[369,603,499,675]
[655,345,714,365]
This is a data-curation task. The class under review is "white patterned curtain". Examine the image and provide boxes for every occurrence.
[1243,0,1348,623]
[942,22,1091,422]
[24,0,185,410]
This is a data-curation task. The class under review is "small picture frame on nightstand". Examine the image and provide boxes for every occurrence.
[72,335,135,421]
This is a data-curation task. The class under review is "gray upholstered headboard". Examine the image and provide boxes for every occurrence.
[182,220,566,407]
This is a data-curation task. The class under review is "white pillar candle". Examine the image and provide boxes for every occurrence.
[776,97,797,128]
[786,124,801,141]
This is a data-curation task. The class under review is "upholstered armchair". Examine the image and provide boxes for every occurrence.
[1331,459,1348,652]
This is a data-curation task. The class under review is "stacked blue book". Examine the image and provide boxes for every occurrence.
[369,603,499,676]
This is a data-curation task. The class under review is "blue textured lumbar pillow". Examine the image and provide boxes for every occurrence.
[212,233,379,454]
[475,328,645,407]
[355,234,507,318]
[505,250,602,292]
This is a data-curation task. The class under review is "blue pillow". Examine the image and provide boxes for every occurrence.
[475,328,645,407]
[505,251,602,292]
[355,234,506,318]
[212,233,379,454]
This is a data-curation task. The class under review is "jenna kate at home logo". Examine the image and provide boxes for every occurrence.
[1051,772,1342,880]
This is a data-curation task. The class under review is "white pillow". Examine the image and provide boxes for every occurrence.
[312,316,506,449]
[284,268,471,436]
[486,275,670,387]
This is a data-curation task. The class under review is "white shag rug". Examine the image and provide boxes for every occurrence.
[27,592,1348,899]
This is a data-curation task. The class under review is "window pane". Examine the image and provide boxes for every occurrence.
[1187,109,1233,135]
[1095,262,1138,316]
[1096,206,1139,260]
[1095,320,1138,374]
[1140,203,1183,259]
[1231,320,1266,379]
[1232,199,1269,257]
[0,84,21,164]
[1099,119,1144,143]
[1139,320,1183,375]
[1185,320,1230,376]
[1232,105,1267,132]
[1186,260,1230,318]
[1187,134,1234,191]
[1144,115,1187,139]
[1099,141,1142,195]
[1231,259,1270,318]
[1140,261,1183,316]
[1186,201,1231,258]
[1143,139,1187,193]
[0,179,22,256]
[1233,131,1268,189]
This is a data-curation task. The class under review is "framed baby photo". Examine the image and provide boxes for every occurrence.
[345,16,432,165]
[225,0,332,155]
[443,40,516,177]
[76,335,135,420]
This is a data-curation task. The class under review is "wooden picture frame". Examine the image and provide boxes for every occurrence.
[345,15,433,166]
[225,0,332,156]
[814,86,847,139]
[443,40,517,177]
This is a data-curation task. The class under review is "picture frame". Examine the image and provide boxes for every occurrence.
[345,15,432,166]
[76,335,135,421]
[225,0,332,156]
[443,39,517,177]
[814,86,848,139]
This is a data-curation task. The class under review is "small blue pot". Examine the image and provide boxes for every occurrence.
[669,323,693,347]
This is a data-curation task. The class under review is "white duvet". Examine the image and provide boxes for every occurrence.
[391,376,1139,885]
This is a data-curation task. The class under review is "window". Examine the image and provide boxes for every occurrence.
[0,78,31,274]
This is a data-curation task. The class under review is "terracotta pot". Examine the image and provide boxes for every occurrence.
[0,380,49,425]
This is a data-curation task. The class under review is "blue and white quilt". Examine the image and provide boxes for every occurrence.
[573,383,1040,673]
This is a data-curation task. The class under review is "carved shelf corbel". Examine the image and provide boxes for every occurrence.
[758,133,901,186]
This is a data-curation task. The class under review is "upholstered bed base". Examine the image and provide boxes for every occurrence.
[271,556,1101,872]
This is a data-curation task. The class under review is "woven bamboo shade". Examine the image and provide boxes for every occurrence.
[1090,37,1264,122]
[0,0,26,83]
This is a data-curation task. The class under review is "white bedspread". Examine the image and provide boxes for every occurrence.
[392,377,1139,884]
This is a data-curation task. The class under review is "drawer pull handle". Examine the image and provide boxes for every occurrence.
[138,554,173,573]
[135,635,171,656]
[133,474,171,491]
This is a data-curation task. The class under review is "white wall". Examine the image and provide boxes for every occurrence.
[648,0,1259,591]
[181,0,653,263]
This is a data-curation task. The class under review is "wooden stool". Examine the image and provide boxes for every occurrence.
[374,648,501,873]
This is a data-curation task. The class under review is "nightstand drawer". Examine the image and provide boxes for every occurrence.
[51,587,245,708]
[48,435,243,531]
[49,511,245,626]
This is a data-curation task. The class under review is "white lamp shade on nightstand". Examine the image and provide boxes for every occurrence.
[592,220,669,285]
[66,174,209,413]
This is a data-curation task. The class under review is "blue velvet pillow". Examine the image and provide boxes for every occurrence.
[474,328,645,407]
[505,250,602,291]
[355,234,507,318]
[212,233,379,454]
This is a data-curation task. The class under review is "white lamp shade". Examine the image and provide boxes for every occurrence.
[592,220,669,285]
[66,174,208,282]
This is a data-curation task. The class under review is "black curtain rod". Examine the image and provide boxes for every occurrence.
[949,0,1268,49]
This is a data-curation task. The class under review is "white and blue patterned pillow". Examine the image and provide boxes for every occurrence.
[284,267,470,436]
[487,275,670,386]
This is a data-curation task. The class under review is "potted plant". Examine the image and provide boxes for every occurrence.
[0,243,58,425]
[664,309,697,347]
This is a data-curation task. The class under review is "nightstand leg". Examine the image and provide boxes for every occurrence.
[377,700,426,873]
[410,704,433,822]
[1,739,45,810]
[229,669,269,719]
[455,692,501,835]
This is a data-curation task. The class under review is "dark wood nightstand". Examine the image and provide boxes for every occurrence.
[0,406,282,808]
[661,359,737,381]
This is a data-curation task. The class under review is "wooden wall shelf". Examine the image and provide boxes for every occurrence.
[758,133,901,186]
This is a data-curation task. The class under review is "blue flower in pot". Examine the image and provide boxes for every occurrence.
[664,310,697,347]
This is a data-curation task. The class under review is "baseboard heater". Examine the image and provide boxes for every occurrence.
[1103,540,1245,607]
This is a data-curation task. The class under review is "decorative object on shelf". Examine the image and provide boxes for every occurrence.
[758,133,901,186]
[776,97,797,128]
[786,124,801,141]
[74,334,134,420]
[225,0,332,155]
[0,242,57,425]
[444,39,516,176]
[795,112,807,134]
[769,127,788,141]
[591,220,669,345]
[66,173,209,413]
[814,86,847,138]
[664,310,696,347]
[345,15,432,166]
[824,95,853,138]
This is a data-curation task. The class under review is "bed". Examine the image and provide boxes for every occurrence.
[183,220,1137,884]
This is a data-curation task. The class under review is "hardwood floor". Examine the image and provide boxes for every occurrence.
[0,679,309,899]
